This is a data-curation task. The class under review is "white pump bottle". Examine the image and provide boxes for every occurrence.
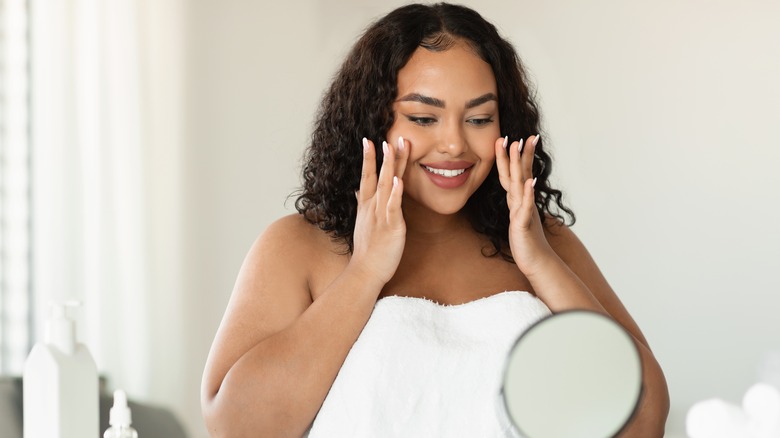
[23,301,99,438]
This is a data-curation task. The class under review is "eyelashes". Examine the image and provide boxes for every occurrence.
[406,116,436,126]
[468,118,495,126]
[404,115,495,127]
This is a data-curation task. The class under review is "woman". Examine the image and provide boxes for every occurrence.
[201,3,669,437]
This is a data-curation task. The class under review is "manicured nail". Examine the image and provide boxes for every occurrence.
[398,136,405,151]
[518,138,524,154]
[382,141,388,155]
[532,177,537,187]
[393,176,398,187]
[502,136,508,148]
[532,135,541,146]
[362,137,369,153]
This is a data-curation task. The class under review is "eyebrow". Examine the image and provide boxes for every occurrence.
[465,93,498,109]
[397,92,497,110]
[398,93,445,108]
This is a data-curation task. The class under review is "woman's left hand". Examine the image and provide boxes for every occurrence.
[494,134,557,277]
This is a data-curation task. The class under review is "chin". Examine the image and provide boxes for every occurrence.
[404,192,471,216]
[430,199,469,216]
[424,206,465,216]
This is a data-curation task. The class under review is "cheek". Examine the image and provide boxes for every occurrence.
[389,130,434,164]
[470,131,499,159]
[387,119,427,151]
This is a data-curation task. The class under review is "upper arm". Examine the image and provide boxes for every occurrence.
[201,214,315,403]
[543,217,652,350]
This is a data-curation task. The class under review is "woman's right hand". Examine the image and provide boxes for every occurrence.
[349,136,410,286]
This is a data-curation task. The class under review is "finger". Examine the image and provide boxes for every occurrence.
[494,136,510,191]
[522,134,540,181]
[510,138,525,201]
[394,136,410,179]
[375,140,396,215]
[359,137,377,202]
[518,177,537,226]
[386,175,404,226]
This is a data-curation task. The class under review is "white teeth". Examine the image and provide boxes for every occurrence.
[424,165,467,177]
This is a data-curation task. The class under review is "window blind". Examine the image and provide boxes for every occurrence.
[0,0,31,375]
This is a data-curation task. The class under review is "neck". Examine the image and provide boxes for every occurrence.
[401,196,472,245]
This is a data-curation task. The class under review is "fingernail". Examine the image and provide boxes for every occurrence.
[532,177,537,187]
[393,176,398,187]
[502,136,508,148]
[518,138,524,154]
[382,141,388,156]
[532,135,541,146]
[398,136,405,151]
[362,137,369,153]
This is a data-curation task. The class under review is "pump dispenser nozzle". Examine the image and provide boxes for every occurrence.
[46,300,81,355]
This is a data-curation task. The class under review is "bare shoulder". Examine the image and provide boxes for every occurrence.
[201,213,343,400]
[542,215,652,349]
[260,213,350,289]
[241,215,313,290]
[542,215,579,255]
[541,214,608,293]
[541,215,596,268]
[260,213,334,255]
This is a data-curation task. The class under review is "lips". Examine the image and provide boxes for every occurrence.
[423,165,467,177]
[420,160,474,170]
[420,162,474,189]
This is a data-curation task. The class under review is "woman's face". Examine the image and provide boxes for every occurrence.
[387,40,500,216]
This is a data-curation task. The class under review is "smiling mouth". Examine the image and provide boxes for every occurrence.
[422,165,471,178]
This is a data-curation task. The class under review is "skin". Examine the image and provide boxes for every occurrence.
[201,40,670,437]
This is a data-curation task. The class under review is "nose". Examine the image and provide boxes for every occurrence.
[437,121,467,156]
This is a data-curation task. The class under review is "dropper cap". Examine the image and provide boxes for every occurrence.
[109,390,133,426]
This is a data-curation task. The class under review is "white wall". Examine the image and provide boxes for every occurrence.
[178,1,780,436]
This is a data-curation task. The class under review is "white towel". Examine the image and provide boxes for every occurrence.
[306,290,552,437]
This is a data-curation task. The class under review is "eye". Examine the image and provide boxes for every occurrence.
[406,116,437,126]
[467,117,494,126]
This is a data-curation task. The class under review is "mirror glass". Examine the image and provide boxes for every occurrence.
[501,310,643,438]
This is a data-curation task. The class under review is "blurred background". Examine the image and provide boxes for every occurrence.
[1,0,778,436]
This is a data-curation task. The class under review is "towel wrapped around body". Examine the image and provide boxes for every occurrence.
[305,290,552,437]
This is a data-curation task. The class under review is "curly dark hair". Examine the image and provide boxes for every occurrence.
[293,2,575,261]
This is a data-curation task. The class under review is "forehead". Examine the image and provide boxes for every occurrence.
[396,42,497,101]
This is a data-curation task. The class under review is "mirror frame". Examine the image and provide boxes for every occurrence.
[500,309,644,438]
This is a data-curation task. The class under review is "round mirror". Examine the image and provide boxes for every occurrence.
[501,310,643,438]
